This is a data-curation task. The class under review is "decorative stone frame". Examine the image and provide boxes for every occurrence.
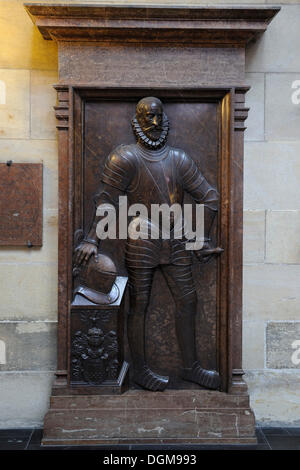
[26,4,279,445]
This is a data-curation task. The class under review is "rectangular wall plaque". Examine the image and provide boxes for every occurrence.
[0,163,43,246]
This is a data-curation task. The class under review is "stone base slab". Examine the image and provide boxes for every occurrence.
[42,389,256,445]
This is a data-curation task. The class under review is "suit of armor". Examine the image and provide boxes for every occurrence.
[75,97,221,391]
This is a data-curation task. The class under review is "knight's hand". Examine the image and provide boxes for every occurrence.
[74,241,98,266]
[195,240,223,264]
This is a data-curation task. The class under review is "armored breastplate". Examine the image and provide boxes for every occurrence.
[127,144,183,209]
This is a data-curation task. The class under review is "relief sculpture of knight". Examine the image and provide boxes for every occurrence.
[74,97,223,392]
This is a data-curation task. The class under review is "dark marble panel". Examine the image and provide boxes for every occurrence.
[263,435,300,451]
[2,427,300,450]
[285,428,300,437]
[83,100,219,384]
[261,427,289,436]
[0,429,32,450]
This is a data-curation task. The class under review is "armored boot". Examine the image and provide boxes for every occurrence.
[175,302,220,390]
[182,362,220,390]
[127,311,169,392]
[133,364,169,392]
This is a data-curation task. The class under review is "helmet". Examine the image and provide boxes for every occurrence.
[73,254,119,305]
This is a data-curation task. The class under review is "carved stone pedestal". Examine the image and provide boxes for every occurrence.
[42,390,256,445]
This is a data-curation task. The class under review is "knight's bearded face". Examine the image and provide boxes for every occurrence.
[136,100,163,141]
[132,97,169,150]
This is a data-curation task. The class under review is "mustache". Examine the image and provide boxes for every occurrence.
[143,124,163,132]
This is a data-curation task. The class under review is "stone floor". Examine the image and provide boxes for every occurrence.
[0,428,299,450]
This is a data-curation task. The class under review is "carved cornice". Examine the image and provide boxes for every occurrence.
[25,4,280,46]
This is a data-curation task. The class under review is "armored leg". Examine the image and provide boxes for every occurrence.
[127,266,169,392]
[161,264,220,390]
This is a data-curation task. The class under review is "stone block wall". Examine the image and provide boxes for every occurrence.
[244,4,300,425]
[0,0,58,428]
[0,0,299,427]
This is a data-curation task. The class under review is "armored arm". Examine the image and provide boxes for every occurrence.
[178,151,218,240]
[177,151,222,262]
[85,184,125,244]
[74,184,124,266]
[74,146,135,266]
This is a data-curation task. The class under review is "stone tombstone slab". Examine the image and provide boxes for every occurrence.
[25,4,279,445]
[81,97,219,385]
[0,162,43,246]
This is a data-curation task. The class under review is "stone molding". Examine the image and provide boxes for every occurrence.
[24,4,280,46]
